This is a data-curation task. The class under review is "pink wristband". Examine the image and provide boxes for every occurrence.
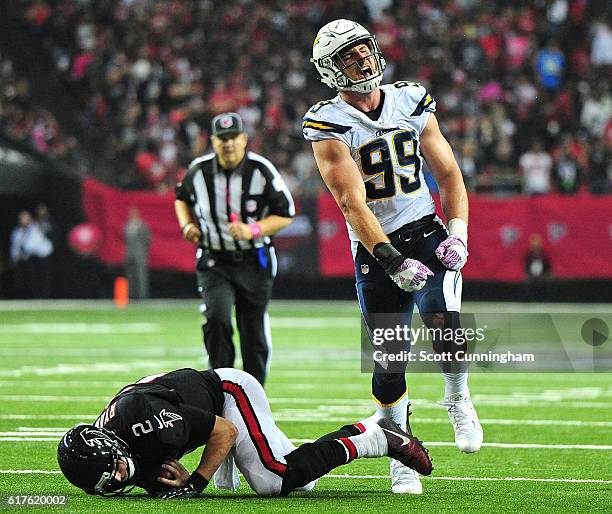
[249,223,263,239]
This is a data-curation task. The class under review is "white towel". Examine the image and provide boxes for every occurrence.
[213,450,241,491]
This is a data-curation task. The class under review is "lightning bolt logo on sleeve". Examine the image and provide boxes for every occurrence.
[302,118,351,134]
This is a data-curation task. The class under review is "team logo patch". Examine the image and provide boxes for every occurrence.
[246,199,257,212]
[79,427,113,447]
[154,409,183,429]
[220,116,233,128]
[361,264,369,274]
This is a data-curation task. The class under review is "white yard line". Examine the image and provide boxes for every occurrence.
[2,433,611,450]
[0,395,114,401]
[288,439,612,450]
[3,414,612,431]
[0,318,359,332]
[0,415,94,420]
[0,299,609,312]
[0,469,610,484]
[0,323,160,334]
[0,438,60,441]
[0,370,360,385]
[0,470,63,473]
[268,318,359,328]
[326,474,612,484]
[2,395,611,410]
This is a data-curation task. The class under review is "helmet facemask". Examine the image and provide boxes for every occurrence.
[93,452,138,496]
[332,37,385,93]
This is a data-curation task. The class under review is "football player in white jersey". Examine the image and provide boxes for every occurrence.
[304,19,483,494]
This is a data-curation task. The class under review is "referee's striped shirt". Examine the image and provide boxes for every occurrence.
[176,151,295,251]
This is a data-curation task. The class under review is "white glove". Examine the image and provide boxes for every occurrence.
[390,257,434,292]
[373,242,434,292]
[435,235,468,271]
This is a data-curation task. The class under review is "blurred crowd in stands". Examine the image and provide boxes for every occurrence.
[0,50,79,164]
[3,0,611,196]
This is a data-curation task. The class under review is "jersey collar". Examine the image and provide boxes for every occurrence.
[336,84,396,129]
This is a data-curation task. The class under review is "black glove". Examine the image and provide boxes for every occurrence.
[157,472,209,500]
[157,484,199,499]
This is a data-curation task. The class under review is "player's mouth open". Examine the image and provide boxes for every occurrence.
[361,65,373,78]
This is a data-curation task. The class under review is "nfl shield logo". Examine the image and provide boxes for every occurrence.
[246,199,257,212]
[361,264,369,274]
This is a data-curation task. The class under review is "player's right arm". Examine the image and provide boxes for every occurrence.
[190,416,238,482]
[157,415,237,497]
[174,199,201,244]
[312,139,433,292]
[175,167,202,244]
[312,139,388,253]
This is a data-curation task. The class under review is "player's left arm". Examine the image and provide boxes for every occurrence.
[420,113,469,270]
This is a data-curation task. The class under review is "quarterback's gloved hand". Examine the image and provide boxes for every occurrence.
[373,242,434,292]
[158,472,208,499]
[157,484,200,499]
[435,235,468,271]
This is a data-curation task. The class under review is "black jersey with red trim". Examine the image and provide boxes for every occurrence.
[94,368,224,494]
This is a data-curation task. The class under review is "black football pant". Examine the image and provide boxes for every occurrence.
[354,214,466,405]
[196,248,275,385]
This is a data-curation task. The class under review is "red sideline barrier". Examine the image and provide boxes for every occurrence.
[83,178,195,271]
[318,191,612,281]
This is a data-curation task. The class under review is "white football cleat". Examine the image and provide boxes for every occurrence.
[444,392,483,453]
[390,459,422,494]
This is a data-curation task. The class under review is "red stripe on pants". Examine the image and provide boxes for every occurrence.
[222,381,287,476]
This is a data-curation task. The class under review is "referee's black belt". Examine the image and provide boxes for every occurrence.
[206,247,264,263]
[387,214,442,245]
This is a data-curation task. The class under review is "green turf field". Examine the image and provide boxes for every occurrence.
[0,300,610,513]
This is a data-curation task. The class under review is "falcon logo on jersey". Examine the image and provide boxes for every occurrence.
[80,427,114,448]
[131,410,184,436]
[154,409,183,429]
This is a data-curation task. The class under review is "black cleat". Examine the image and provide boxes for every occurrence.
[377,418,433,476]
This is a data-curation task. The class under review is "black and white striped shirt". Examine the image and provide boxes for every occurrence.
[176,151,295,251]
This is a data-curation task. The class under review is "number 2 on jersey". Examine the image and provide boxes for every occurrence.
[359,130,422,200]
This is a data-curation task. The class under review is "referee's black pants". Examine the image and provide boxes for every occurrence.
[196,247,275,385]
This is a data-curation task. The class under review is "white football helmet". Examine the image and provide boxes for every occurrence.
[311,19,386,93]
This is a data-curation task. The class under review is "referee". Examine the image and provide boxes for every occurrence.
[175,112,294,385]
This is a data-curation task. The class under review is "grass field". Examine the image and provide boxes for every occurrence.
[0,300,610,513]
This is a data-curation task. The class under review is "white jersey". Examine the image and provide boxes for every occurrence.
[303,82,436,241]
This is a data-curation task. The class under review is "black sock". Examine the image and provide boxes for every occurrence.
[315,423,361,442]
[372,371,407,405]
[280,426,361,496]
